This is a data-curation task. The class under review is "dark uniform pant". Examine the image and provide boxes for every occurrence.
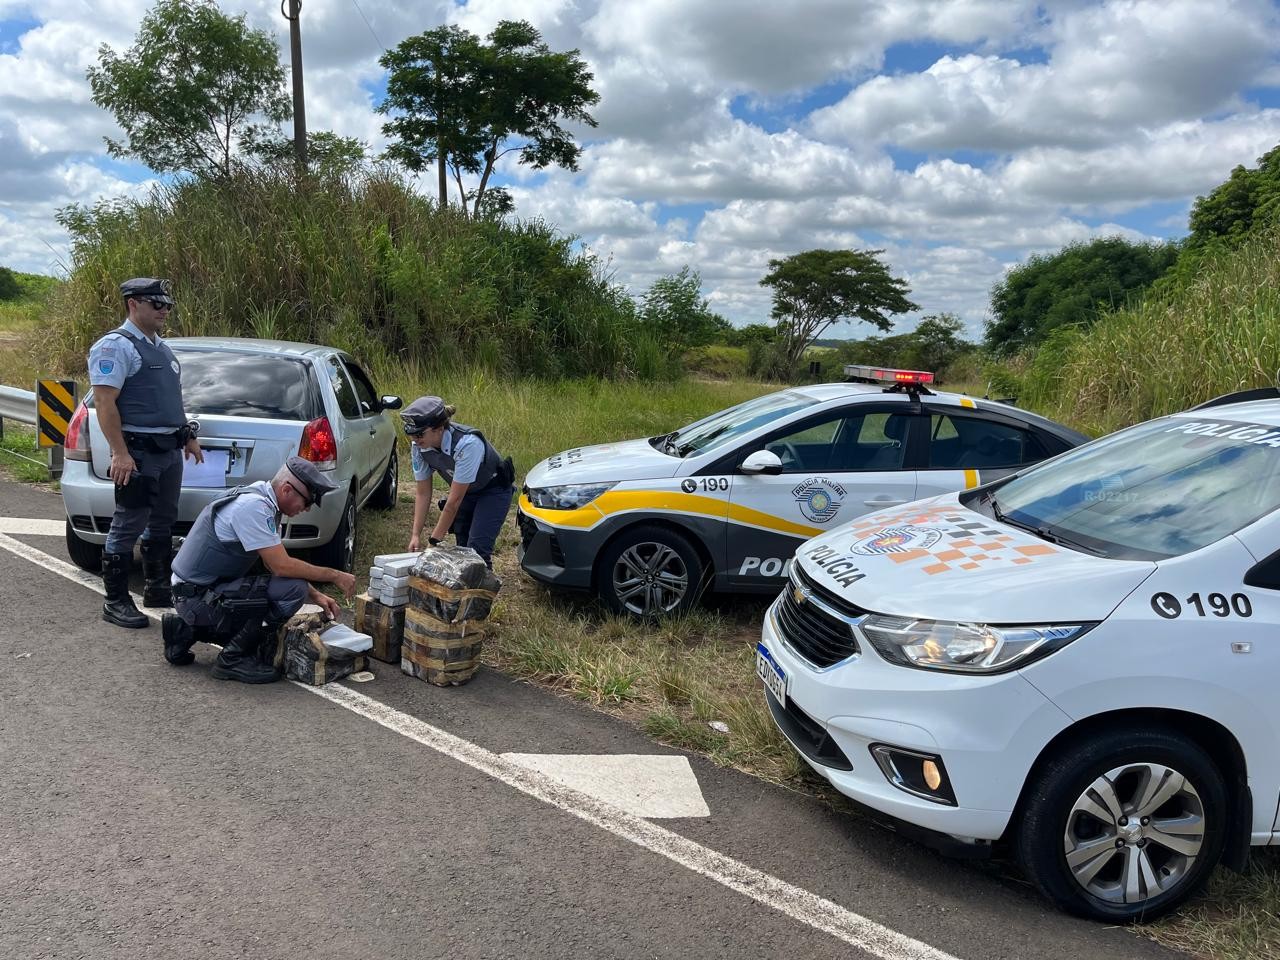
[174,575,309,632]
[104,442,184,555]
[452,483,515,566]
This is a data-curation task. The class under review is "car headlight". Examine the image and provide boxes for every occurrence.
[859,615,1096,673]
[526,482,616,510]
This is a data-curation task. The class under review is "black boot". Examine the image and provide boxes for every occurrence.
[101,552,148,629]
[211,620,280,684]
[140,538,173,608]
[162,613,195,665]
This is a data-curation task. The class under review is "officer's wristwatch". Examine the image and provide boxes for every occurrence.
[186,419,200,438]
[428,536,442,547]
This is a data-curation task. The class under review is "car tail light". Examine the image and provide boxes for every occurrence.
[64,402,91,461]
[298,416,338,468]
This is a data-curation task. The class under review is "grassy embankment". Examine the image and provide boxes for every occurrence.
[0,272,60,482]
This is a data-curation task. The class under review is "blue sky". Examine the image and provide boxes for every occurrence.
[1,0,1278,340]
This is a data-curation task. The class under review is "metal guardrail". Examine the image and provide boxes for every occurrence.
[0,384,36,426]
[0,383,62,478]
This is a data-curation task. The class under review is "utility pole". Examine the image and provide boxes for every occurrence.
[284,0,307,170]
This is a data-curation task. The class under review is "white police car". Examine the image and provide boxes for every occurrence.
[760,388,1280,921]
[517,367,1086,616]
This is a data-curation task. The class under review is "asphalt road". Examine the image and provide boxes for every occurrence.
[0,477,1178,960]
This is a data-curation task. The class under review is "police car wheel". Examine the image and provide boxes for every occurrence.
[597,525,704,618]
[370,447,398,510]
[1015,728,1227,922]
[65,520,103,573]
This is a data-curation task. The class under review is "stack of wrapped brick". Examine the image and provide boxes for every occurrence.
[368,552,416,606]
[402,546,501,686]
[267,608,372,685]
[356,553,418,663]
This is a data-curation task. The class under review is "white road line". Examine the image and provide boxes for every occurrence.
[0,531,962,960]
[0,517,68,536]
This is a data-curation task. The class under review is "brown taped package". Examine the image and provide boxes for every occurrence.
[354,592,405,663]
[267,610,367,686]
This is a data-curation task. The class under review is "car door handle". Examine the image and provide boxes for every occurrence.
[369,427,378,436]
[863,498,907,507]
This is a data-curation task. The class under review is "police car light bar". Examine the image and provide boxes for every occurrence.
[843,364,935,384]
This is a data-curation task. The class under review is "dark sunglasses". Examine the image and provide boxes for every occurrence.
[140,298,173,310]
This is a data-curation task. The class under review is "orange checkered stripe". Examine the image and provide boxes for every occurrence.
[845,504,1059,577]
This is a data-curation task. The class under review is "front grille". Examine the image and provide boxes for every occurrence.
[774,570,861,668]
[765,689,852,770]
[548,534,565,566]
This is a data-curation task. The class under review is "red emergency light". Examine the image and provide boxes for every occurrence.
[844,364,935,384]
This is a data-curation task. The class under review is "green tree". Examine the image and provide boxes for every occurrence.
[984,236,1178,356]
[0,266,20,301]
[244,130,369,177]
[760,248,917,374]
[905,313,974,375]
[86,0,290,180]
[1188,143,1280,247]
[379,20,598,217]
[637,267,730,351]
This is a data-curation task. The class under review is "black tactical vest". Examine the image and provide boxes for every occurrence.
[420,423,502,489]
[115,329,186,430]
[172,485,277,586]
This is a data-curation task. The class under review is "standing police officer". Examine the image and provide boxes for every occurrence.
[163,457,357,683]
[401,396,515,567]
[89,278,202,629]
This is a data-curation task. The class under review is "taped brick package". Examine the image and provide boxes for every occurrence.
[354,592,406,663]
[402,545,501,686]
[266,610,372,685]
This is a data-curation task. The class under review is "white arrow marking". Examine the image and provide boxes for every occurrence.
[501,753,711,818]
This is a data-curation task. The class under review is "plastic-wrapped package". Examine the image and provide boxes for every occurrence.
[355,592,405,663]
[269,610,369,685]
[402,606,486,686]
[408,546,501,623]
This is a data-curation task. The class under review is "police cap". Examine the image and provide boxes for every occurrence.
[284,455,340,507]
[401,395,447,436]
[120,277,175,306]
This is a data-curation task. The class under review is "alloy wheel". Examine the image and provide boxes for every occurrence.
[612,542,689,616]
[1062,762,1206,905]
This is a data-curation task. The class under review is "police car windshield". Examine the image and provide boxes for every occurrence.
[666,391,813,457]
[986,416,1280,560]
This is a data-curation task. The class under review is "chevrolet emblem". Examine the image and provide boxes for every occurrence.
[792,585,806,605]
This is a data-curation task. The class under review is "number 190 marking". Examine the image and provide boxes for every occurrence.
[1186,592,1252,618]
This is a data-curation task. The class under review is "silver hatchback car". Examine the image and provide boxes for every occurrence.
[61,337,402,573]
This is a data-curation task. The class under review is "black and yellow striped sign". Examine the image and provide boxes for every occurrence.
[37,379,76,448]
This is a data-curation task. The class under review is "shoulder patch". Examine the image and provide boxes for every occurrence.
[98,358,115,374]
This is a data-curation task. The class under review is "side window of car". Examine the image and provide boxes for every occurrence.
[341,358,378,415]
[764,411,910,473]
[326,356,360,419]
[928,414,1042,468]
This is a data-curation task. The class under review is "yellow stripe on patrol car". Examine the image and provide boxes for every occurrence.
[959,397,976,409]
[520,490,823,538]
[964,469,979,488]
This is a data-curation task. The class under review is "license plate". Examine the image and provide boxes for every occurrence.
[756,642,787,707]
[182,448,229,488]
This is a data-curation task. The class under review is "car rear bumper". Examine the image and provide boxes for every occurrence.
[60,459,345,548]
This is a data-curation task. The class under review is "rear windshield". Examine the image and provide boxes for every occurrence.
[176,350,319,420]
[981,417,1280,560]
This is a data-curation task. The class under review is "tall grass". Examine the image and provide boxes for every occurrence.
[45,166,648,381]
[1016,224,1280,434]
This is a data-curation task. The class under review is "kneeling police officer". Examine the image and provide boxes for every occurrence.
[162,457,357,683]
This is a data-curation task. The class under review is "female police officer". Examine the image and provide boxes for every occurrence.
[401,396,514,567]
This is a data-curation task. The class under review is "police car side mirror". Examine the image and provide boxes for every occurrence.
[380,395,403,411]
[740,450,783,475]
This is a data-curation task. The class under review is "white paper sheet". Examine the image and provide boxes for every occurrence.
[182,448,229,488]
